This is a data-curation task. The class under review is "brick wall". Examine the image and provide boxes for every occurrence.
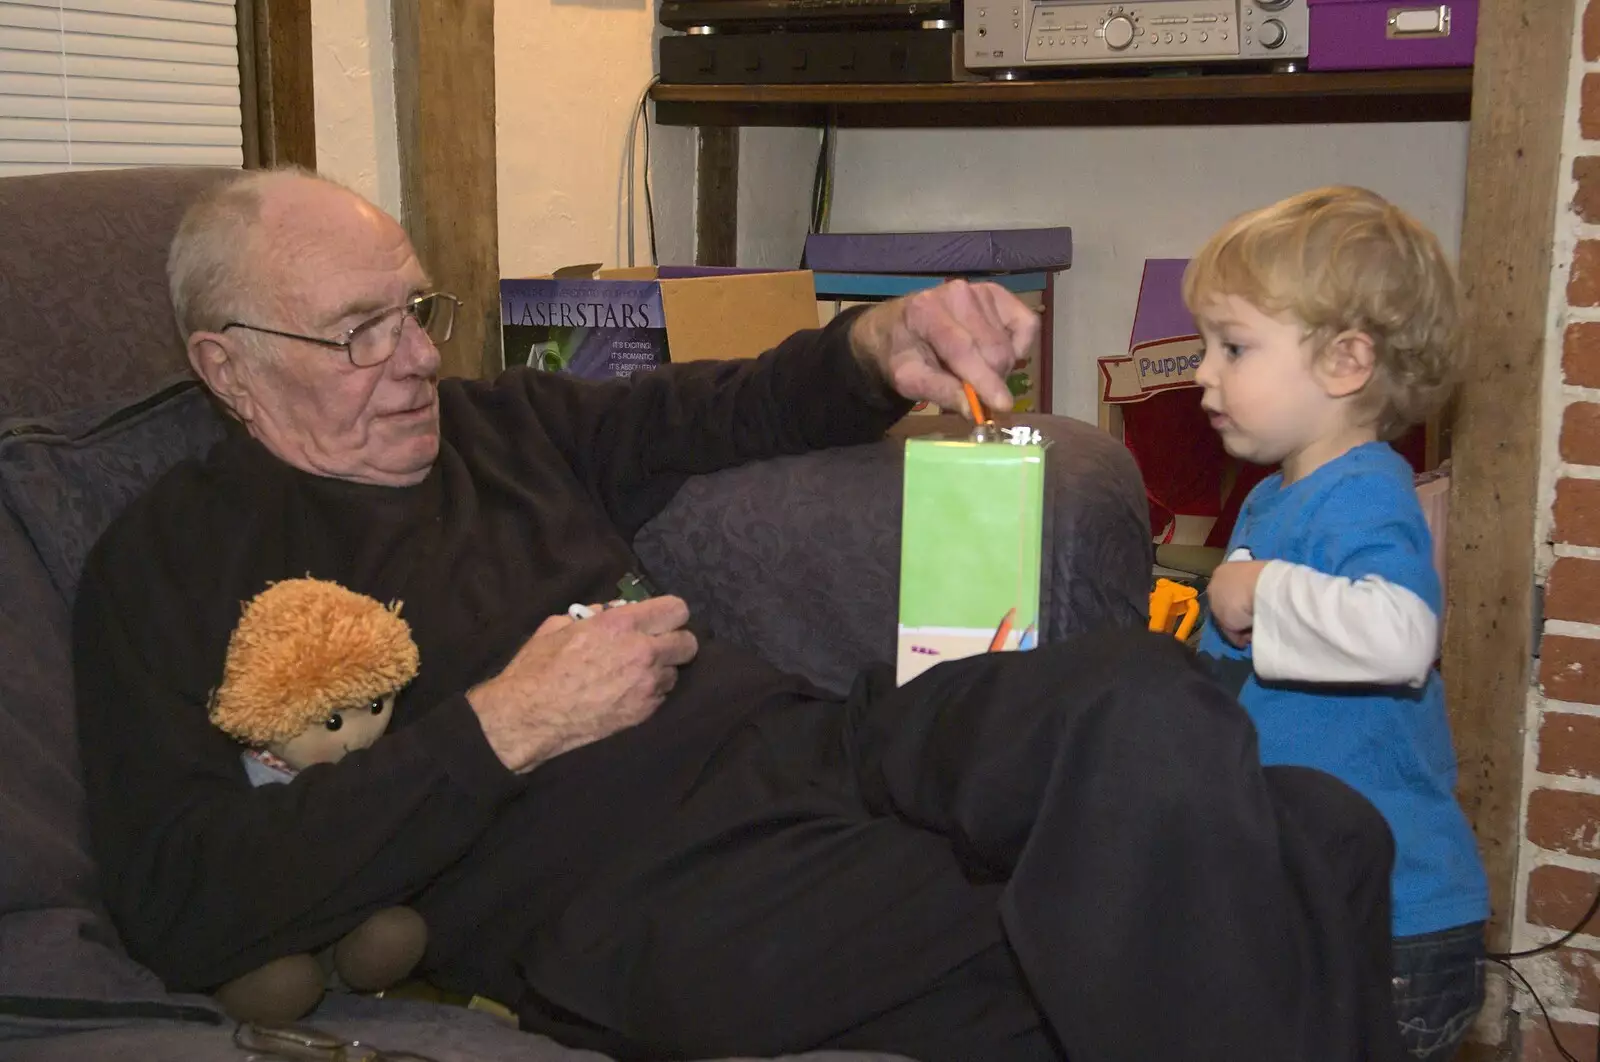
[1516,2,1600,1057]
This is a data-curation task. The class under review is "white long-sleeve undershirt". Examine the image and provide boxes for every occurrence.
[1249,559,1438,688]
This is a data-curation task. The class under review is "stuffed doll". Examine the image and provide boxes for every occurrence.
[206,577,427,1024]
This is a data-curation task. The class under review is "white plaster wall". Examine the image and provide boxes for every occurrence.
[305,13,1463,422]
[740,127,825,270]
[308,1,694,273]
[309,0,401,218]
[494,4,694,275]
[739,123,1469,423]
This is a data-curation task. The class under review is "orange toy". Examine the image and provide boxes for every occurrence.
[1149,578,1201,642]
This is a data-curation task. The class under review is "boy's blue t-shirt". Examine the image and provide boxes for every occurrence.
[1196,442,1488,938]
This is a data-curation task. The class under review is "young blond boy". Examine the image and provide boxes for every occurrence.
[1186,186,1489,1060]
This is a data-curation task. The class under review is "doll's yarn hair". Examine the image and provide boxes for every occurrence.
[209,577,420,746]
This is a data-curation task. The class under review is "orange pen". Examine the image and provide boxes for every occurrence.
[962,381,987,426]
[988,607,1017,652]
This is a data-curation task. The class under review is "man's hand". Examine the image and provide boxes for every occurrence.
[1207,560,1268,648]
[466,596,699,773]
[849,280,1041,415]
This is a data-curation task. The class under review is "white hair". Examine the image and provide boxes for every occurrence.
[166,164,351,340]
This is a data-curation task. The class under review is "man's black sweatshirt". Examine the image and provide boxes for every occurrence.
[73,312,903,992]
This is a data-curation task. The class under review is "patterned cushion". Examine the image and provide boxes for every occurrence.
[0,168,227,422]
[0,376,224,1008]
[0,992,913,1060]
[0,377,226,606]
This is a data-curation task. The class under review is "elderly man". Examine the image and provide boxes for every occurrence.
[74,168,1398,1062]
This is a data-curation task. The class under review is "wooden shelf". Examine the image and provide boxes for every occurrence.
[650,68,1473,128]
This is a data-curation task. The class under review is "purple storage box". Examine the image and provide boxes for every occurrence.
[1307,0,1477,70]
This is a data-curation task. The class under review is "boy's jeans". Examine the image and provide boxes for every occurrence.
[1392,922,1486,1059]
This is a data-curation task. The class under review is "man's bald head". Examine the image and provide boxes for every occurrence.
[172,167,442,488]
[166,167,392,341]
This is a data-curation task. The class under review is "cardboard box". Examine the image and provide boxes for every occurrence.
[501,267,819,380]
[1096,258,1200,412]
[1096,259,1234,546]
[897,436,1045,685]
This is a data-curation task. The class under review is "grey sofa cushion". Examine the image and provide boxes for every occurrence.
[635,413,1152,696]
[0,168,226,423]
[0,996,573,1059]
[0,376,226,1008]
[1,994,911,1062]
[0,378,225,604]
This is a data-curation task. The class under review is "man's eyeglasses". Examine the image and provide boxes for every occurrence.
[233,1021,442,1061]
[222,292,459,369]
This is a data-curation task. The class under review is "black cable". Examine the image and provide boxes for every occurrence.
[808,123,834,238]
[641,88,657,266]
[1481,882,1600,1062]
[822,124,834,234]
[1492,957,1584,1062]
[624,77,659,268]
[1489,885,1600,961]
[808,126,827,236]
[821,122,834,232]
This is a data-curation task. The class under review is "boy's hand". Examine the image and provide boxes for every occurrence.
[1208,560,1268,648]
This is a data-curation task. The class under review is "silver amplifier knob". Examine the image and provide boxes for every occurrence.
[1259,17,1287,47]
[1257,0,1292,8]
[1104,13,1136,48]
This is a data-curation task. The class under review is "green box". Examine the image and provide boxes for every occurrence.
[897,437,1046,685]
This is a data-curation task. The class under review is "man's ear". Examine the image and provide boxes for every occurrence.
[187,332,254,422]
[1315,331,1377,399]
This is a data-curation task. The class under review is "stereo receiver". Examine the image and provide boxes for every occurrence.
[964,0,1307,73]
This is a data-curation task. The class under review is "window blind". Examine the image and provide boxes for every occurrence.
[0,0,242,177]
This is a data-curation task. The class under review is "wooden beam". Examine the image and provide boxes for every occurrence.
[235,0,316,169]
[393,0,502,380]
[696,127,740,266]
[1445,0,1577,952]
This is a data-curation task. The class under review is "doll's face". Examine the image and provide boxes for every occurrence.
[270,692,395,770]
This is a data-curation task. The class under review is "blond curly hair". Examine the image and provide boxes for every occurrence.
[1182,185,1463,440]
